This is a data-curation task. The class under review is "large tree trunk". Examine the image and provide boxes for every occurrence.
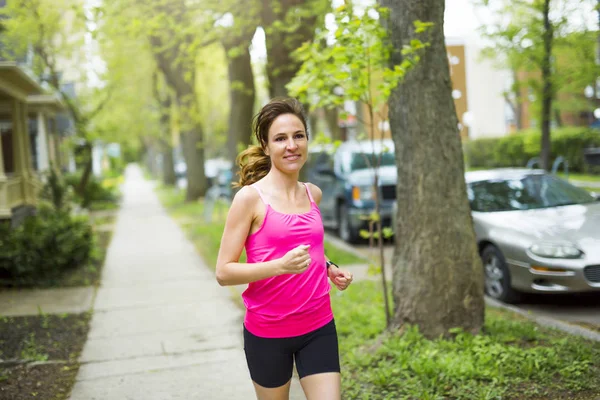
[175,99,207,201]
[540,0,553,171]
[76,141,93,204]
[180,126,207,201]
[150,34,208,200]
[223,39,256,176]
[160,139,176,186]
[383,0,484,338]
[152,71,176,186]
[261,0,323,97]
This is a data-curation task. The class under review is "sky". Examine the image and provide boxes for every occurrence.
[82,0,598,88]
[250,0,599,61]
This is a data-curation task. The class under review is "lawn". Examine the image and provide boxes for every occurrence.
[557,172,600,182]
[466,168,600,183]
[333,281,600,400]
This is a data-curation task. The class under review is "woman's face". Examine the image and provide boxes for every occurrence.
[264,113,308,174]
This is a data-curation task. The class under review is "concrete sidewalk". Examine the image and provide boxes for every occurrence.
[69,165,303,399]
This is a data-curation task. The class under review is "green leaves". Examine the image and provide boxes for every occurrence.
[287,3,431,112]
[414,20,434,34]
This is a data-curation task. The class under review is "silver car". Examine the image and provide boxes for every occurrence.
[467,168,600,303]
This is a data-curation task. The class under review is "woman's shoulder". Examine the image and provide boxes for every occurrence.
[232,185,261,208]
[304,182,322,203]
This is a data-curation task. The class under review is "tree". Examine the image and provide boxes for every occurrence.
[381,0,485,338]
[151,72,177,186]
[0,0,112,195]
[213,4,260,173]
[289,2,430,327]
[94,7,175,182]
[477,0,594,170]
[115,0,216,201]
[261,0,330,97]
[553,30,600,122]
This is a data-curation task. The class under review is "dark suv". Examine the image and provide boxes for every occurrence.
[303,140,397,243]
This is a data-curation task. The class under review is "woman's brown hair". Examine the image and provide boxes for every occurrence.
[235,97,308,187]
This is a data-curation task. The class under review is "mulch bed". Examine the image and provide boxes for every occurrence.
[0,313,91,400]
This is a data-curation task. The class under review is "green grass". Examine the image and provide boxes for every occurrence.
[332,281,600,400]
[466,167,600,183]
[155,185,363,270]
[556,172,600,182]
[324,240,366,265]
[557,172,600,182]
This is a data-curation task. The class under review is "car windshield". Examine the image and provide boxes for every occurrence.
[350,152,395,171]
[468,174,596,212]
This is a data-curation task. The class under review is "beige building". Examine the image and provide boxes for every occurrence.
[357,42,472,141]
[0,62,65,225]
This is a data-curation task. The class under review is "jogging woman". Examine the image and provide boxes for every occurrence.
[216,97,353,400]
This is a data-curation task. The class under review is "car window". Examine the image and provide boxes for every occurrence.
[468,174,596,212]
[350,151,395,171]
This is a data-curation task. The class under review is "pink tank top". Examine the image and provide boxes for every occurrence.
[242,183,333,338]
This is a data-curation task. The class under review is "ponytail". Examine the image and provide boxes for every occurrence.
[234,145,271,187]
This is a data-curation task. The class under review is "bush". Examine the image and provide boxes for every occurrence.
[0,205,94,286]
[64,173,121,209]
[464,127,600,173]
[39,166,74,212]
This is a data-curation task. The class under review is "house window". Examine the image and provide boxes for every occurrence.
[28,117,38,171]
[0,120,14,174]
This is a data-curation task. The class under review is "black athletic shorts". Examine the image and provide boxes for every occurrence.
[243,318,340,388]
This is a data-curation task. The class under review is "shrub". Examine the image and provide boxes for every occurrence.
[0,205,94,286]
[39,166,74,212]
[464,127,600,173]
[64,173,121,209]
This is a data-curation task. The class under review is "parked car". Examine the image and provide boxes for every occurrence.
[174,158,232,188]
[467,168,600,303]
[303,140,396,243]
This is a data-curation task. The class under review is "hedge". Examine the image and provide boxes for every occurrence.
[0,204,93,286]
[463,127,600,173]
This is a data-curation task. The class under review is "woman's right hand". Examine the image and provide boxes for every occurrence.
[278,245,311,275]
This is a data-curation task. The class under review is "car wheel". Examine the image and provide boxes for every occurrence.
[338,204,358,243]
[481,245,521,304]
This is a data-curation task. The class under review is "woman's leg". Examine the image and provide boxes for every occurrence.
[299,372,341,400]
[295,319,341,400]
[244,326,295,400]
[252,379,293,400]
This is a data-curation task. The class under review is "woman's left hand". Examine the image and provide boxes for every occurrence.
[328,266,353,291]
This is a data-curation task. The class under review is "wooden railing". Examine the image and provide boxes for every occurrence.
[0,172,42,219]
[6,177,23,208]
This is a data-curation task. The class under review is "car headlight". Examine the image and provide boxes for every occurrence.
[352,185,375,201]
[529,243,583,259]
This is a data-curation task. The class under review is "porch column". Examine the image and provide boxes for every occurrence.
[0,127,5,177]
[36,112,50,172]
[12,99,34,203]
[0,126,8,218]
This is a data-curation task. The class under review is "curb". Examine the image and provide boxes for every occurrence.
[485,297,600,342]
[324,232,369,260]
